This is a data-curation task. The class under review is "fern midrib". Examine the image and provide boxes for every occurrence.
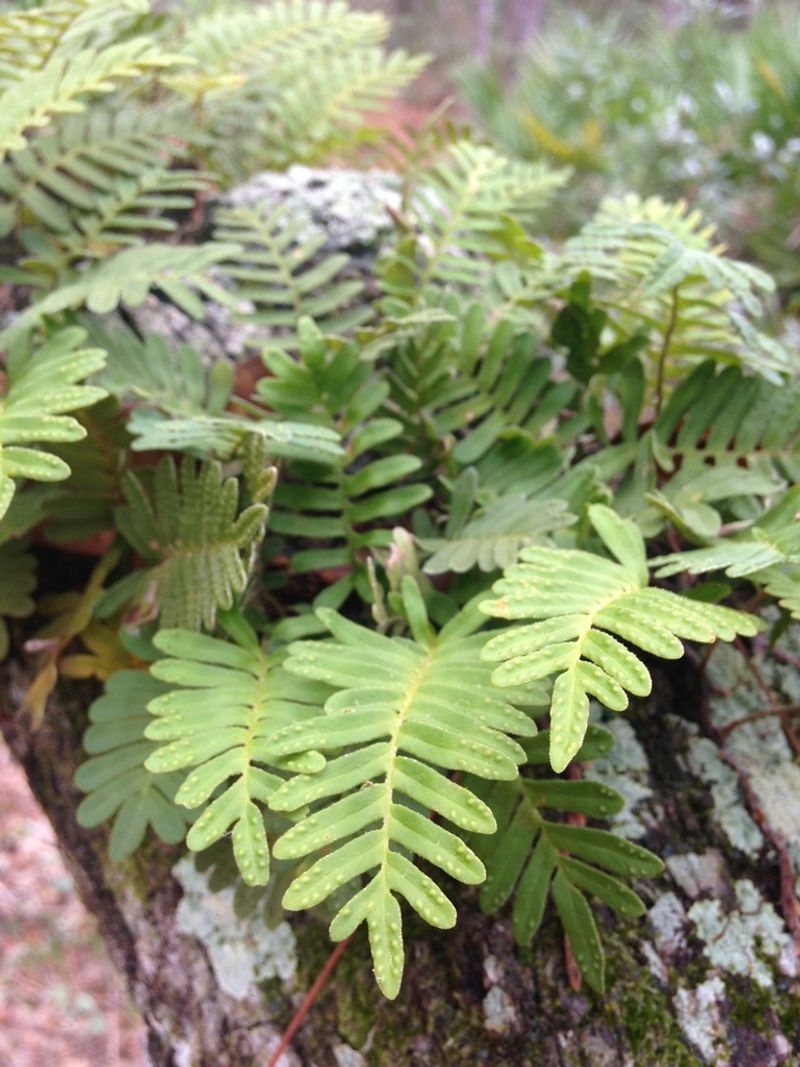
[379,645,434,885]
[417,154,494,294]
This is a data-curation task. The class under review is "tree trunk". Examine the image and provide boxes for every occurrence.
[3,635,800,1066]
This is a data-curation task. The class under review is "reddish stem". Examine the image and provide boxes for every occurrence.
[267,936,353,1067]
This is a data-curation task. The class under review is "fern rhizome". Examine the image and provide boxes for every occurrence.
[1,0,796,1007]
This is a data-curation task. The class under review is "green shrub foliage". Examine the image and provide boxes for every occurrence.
[1,0,794,1001]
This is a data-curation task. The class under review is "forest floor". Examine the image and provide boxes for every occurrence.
[0,741,145,1067]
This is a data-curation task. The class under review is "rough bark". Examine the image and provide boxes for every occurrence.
[3,636,800,1067]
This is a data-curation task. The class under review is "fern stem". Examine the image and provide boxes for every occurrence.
[654,286,680,417]
[267,935,353,1067]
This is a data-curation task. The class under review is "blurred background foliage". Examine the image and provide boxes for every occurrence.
[355,1,800,295]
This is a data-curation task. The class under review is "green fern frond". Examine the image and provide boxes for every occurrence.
[389,140,568,297]
[264,580,537,998]
[0,538,37,659]
[75,668,189,861]
[174,3,424,175]
[143,619,329,886]
[215,204,369,343]
[384,299,581,466]
[469,725,663,993]
[0,108,198,248]
[114,456,269,630]
[0,326,107,521]
[0,242,243,341]
[259,320,431,587]
[560,194,791,382]
[481,504,761,772]
[91,321,233,417]
[0,37,185,158]
[653,488,800,619]
[421,489,575,575]
[175,1,387,86]
[0,0,149,89]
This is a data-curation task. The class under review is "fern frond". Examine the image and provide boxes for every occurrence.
[469,725,663,993]
[143,619,328,886]
[481,504,761,772]
[0,326,106,521]
[421,492,575,575]
[391,141,568,297]
[383,299,581,466]
[91,321,233,417]
[0,538,37,659]
[215,204,369,343]
[560,194,792,382]
[0,0,149,89]
[0,37,185,158]
[114,456,269,630]
[75,668,189,861]
[0,242,243,341]
[264,581,538,998]
[0,108,198,250]
[258,320,431,588]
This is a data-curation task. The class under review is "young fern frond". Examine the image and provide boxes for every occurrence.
[143,620,329,886]
[264,580,537,998]
[114,457,269,630]
[75,668,189,862]
[468,726,663,994]
[0,326,107,521]
[215,205,369,343]
[481,504,761,772]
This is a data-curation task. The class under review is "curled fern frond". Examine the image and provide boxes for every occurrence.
[264,580,538,998]
[0,326,107,521]
[144,619,329,886]
[481,504,761,772]
[114,456,269,630]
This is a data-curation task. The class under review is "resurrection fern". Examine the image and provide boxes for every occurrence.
[0,242,243,341]
[5,0,800,1018]
[0,326,107,521]
[264,581,537,997]
[481,505,762,771]
[144,619,329,886]
[216,204,369,342]
[469,725,663,993]
[559,195,790,384]
[0,109,195,245]
[113,457,269,630]
[260,320,431,589]
[75,668,189,862]
[388,140,568,297]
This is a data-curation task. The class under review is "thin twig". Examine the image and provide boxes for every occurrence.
[718,703,800,739]
[267,936,352,1067]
